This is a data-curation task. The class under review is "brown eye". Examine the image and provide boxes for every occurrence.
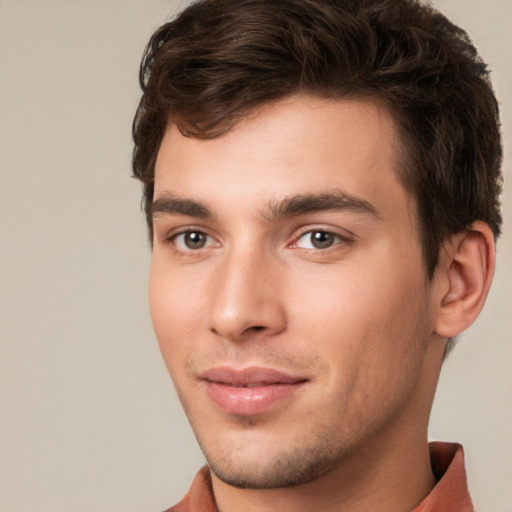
[184,231,207,249]
[294,230,343,250]
[310,231,336,249]
[173,230,214,251]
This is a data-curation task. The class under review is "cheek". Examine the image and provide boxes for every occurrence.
[287,252,429,368]
[296,264,429,428]
[148,258,206,372]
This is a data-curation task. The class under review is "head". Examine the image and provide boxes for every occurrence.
[132,0,502,494]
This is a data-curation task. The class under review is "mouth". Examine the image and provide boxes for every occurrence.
[201,366,308,416]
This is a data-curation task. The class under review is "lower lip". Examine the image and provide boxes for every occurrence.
[205,381,305,415]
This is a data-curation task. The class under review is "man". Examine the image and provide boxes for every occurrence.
[132,0,502,510]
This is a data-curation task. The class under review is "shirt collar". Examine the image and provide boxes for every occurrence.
[412,442,474,512]
[167,442,473,512]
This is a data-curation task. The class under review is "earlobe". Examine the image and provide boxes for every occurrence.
[434,221,496,338]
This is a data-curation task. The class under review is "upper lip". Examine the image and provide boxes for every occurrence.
[201,366,308,387]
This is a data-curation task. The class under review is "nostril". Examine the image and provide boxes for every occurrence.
[251,326,266,332]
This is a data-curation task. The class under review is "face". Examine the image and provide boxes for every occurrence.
[150,96,439,489]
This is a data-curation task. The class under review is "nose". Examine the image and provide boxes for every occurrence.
[208,248,287,342]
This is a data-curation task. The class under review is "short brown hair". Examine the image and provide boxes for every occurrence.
[132,0,502,278]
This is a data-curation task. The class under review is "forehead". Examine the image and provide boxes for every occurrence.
[154,95,414,221]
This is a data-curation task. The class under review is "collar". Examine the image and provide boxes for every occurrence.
[166,442,473,512]
[412,442,473,512]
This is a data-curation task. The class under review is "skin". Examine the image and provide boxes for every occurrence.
[148,96,490,512]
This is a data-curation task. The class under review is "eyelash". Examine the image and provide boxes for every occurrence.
[164,227,353,256]
[290,228,353,251]
[168,229,218,254]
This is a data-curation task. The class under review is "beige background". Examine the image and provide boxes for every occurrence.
[1,1,510,511]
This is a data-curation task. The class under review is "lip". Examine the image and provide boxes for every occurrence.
[201,366,308,415]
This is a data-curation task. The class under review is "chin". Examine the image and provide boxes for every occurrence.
[199,431,347,489]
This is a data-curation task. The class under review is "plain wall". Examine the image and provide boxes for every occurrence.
[1,1,510,511]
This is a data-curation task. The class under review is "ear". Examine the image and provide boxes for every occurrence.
[433,221,496,338]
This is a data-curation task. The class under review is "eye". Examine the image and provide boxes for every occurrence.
[173,230,216,251]
[293,230,344,250]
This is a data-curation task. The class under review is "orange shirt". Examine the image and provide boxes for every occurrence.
[165,442,473,512]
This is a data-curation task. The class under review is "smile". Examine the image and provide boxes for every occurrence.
[201,366,308,415]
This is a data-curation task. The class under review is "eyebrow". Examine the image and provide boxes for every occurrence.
[263,191,381,221]
[151,190,381,222]
[151,193,213,219]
